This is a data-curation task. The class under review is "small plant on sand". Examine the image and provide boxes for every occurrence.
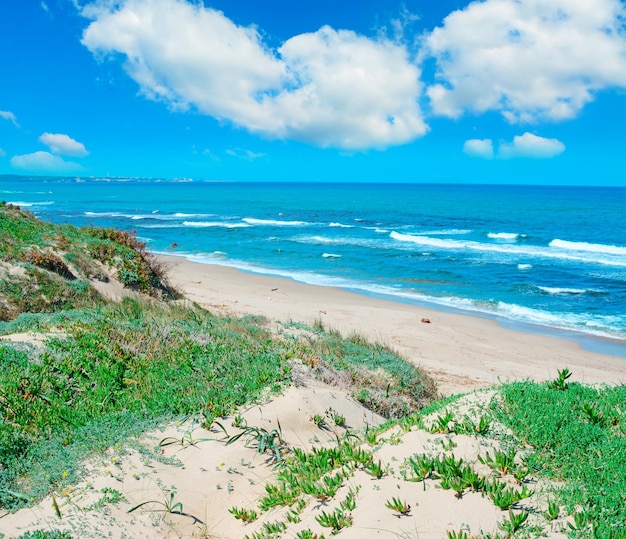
[455,414,491,435]
[430,410,455,434]
[406,454,437,483]
[339,487,359,512]
[285,498,308,523]
[498,510,529,535]
[544,499,560,522]
[311,414,327,429]
[447,530,470,539]
[229,506,259,523]
[440,475,467,499]
[398,413,424,432]
[315,508,353,534]
[258,483,299,510]
[486,480,533,510]
[364,459,386,479]
[84,487,125,511]
[567,511,588,533]
[243,521,287,539]
[547,367,572,390]
[479,449,517,477]
[385,496,412,515]
[128,490,183,514]
[225,422,286,463]
[158,421,211,450]
[364,428,379,446]
[325,408,346,427]
[14,531,74,539]
[260,521,286,534]
[296,530,326,539]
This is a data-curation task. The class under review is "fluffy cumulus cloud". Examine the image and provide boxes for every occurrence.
[498,132,565,159]
[0,110,20,128]
[424,0,626,123]
[39,133,89,156]
[463,138,494,159]
[10,151,83,172]
[80,0,427,150]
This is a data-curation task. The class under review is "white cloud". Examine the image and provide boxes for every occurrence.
[10,151,83,172]
[424,0,626,123]
[498,133,565,159]
[463,138,494,159]
[225,148,266,160]
[39,132,89,156]
[274,27,427,149]
[80,0,427,150]
[0,110,20,128]
[0,148,6,158]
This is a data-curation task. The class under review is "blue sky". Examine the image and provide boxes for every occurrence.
[1,0,625,184]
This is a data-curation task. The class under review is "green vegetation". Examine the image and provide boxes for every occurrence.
[0,203,436,513]
[0,201,177,319]
[493,377,626,537]
[0,300,292,508]
[296,328,437,418]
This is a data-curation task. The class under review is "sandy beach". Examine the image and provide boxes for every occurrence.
[2,253,624,539]
[160,255,625,395]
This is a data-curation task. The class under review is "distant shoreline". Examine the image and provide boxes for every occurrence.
[160,254,625,395]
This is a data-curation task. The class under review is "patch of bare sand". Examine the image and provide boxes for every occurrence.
[1,386,571,538]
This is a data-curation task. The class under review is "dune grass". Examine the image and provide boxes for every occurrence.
[0,299,293,509]
[494,376,626,538]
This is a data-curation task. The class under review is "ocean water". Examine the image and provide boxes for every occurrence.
[2,176,625,356]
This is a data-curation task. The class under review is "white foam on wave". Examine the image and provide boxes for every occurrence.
[390,231,626,267]
[329,222,353,228]
[322,253,342,259]
[182,221,250,228]
[173,212,215,218]
[537,286,587,295]
[243,217,311,226]
[419,229,473,236]
[85,211,129,218]
[390,231,464,249]
[7,200,54,207]
[550,239,626,256]
[517,264,533,270]
[296,235,384,250]
[166,253,625,341]
[495,302,623,339]
[488,232,520,240]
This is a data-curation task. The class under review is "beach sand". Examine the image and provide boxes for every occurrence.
[2,254,624,538]
[160,255,625,395]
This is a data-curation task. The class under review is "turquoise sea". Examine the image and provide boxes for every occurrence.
[2,176,625,356]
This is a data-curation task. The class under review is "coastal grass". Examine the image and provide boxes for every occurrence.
[493,376,626,537]
[0,201,177,320]
[287,323,438,418]
[0,299,292,509]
